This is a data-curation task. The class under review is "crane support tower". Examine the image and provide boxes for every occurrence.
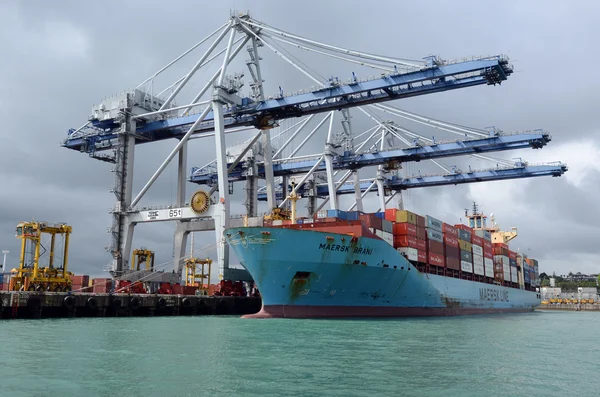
[10,221,72,292]
[185,258,212,295]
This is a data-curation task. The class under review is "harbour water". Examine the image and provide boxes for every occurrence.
[0,310,597,396]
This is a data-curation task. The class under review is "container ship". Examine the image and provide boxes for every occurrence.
[225,203,541,318]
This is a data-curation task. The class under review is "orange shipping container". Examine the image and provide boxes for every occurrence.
[393,222,417,236]
[384,209,417,224]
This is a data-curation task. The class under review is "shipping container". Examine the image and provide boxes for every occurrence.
[385,209,416,224]
[484,257,494,277]
[416,238,426,252]
[444,244,460,258]
[303,218,314,224]
[315,210,327,219]
[382,220,393,233]
[415,215,425,228]
[472,244,483,256]
[428,252,445,267]
[446,256,460,270]
[417,250,427,263]
[359,214,383,230]
[503,263,511,281]
[393,235,418,249]
[460,250,473,263]
[461,260,473,273]
[92,278,112,293]
[509,258,517,268]
[475,229,492,241]
[397,247,418,262]
[375,230,393,246]
[458,239,472,252]
[508,250,517,261]
[425,215,443,232]
[427,240,444,255]
[471,235,483,248]
[426,228,443,243]
[483,240,492,251]
[473,254,485,276]
[416,226,427,240]
[457,229,471,242]
[483,250,493,259]
[444,235,459,247]
[455,224,472,239]
[442,223,458,237]
[373,211,385,219]
[393,222,417,236]
[510,266,518,283]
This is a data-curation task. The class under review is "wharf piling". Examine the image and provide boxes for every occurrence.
[0,291,261,319]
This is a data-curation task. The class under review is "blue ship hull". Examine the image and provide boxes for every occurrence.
[225,226,541,318]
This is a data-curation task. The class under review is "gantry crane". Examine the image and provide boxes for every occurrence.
[131,248,155,271]
[10,221,72,292]
[185,258,212,295]
[58,11,563,283]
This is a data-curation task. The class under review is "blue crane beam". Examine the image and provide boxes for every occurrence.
[189,132,551,185]
[256,163,568,201]
[62,56,512,157]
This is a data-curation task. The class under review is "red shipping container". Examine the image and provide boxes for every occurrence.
[508,251,517,260]
[393,222,417,236]
[484,250,493,259]
[92,278,112,293]
[417,250,427,263]
[427,240,444,255]
[428,252,445,267]
[444,235,459,247]
[493,242,508,249]
[416,226,426,240]
[446,256,460,270]
[394,235,418,248]
[359,214,382,230]
[455,224,473,232]
[442,223,458,237]
[415,215,425,228]
[471,235,483,247]
[384,208,399,222]
[444,244,460,258]
[416,238,426,251]
[483,240,492,251]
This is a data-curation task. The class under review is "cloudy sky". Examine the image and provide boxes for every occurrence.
[1,0,598,280]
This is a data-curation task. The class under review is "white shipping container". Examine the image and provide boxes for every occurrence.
[381,231,393,246]
[375,229,383,237]
[461,260,473,273]
[316,210,327,219]
[272,220,283,226]
[502,256,510,266]
[247,217,263,227]
[484,257,494,277]
[472,244,483,256]
[397,247,418,261]
[473,262,485,276]
[511,267,518,283]
[303,218,314,224]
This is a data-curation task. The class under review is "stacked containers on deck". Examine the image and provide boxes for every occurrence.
[508,250,518,284]
[516,254,525,288]
[476,230,494,279]
[471,234,485,276]
[493,243,510,283]
[442,223,460,270]
[523,257,532,285]
[415,215,427,263]
[359,213,393,247]
[455,225,473,274]
[425,215,444,267]
[386,209,418,262]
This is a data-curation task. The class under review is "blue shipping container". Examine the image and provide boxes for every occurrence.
[460,250,473,262]
[345,211,360,221]
[475,229,492,241]
[327,209,347,220]
[374,212,385,219]
[509,258,517,267]
[426,228,443,243]
[425,215,443,232]
[0,273,3,284]
[458,229,471,242]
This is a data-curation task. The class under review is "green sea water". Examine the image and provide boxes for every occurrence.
[0,310,597,396]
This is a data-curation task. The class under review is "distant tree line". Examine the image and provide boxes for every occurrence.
[539,272,599,292]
